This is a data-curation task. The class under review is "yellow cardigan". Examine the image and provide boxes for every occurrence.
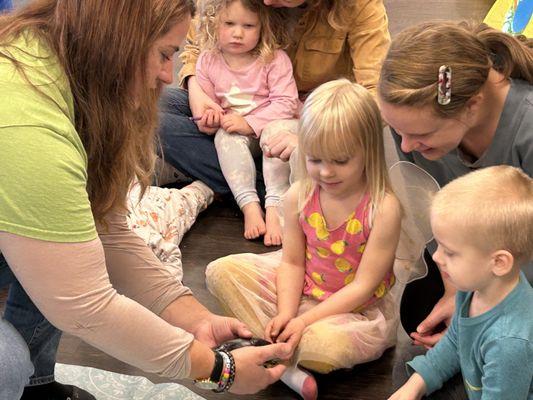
[178,0,391,97]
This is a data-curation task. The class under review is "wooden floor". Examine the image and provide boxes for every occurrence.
[2,0,494,399]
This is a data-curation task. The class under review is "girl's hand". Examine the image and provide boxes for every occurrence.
[221,114,254,136]
[229,343,291,394]
[188,76,223,134]
[264,313,292,343]
[275,317,306,356]
[198,109,224,135]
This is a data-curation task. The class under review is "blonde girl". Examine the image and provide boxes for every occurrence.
[206,79,402,399]
[194,0,299,245]
[378,21,533,354]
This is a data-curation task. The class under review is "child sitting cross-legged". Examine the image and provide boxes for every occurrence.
[390,165,533,400]
[206,79,402,400]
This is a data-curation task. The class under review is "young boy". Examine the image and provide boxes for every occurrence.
[390,166,533,400]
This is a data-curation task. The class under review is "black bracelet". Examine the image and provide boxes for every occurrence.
[210,350,224,383]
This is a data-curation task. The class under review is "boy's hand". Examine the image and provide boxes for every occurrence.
[221,114,254,136]
[265,313,292,344]
[275,317,306,356]
[388,373,426,400]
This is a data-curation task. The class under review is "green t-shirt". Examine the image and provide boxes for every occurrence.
[0,31,96,242]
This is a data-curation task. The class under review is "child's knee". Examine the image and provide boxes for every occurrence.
[0,320,33,399]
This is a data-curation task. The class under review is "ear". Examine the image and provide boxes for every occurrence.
[461,93,481,119]
[491,250,514,277]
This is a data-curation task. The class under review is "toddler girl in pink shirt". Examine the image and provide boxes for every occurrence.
[194,0,299,245]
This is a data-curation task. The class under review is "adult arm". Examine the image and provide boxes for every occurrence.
[0,232,200,379]
[295,193,401,326]
[0,232,291,392]
[347,0,391,96]
[244,51,299,137]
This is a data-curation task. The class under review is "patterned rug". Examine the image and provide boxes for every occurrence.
[55,364,205,400]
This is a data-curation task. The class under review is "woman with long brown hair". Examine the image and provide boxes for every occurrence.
[377,20,532,398]
[0,1,290,399]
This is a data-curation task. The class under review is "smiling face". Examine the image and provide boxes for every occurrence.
[262,0,306,7]
[379,100,470,161]
[218,1,261,57]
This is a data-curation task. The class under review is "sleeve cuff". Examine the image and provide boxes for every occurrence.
[407,355,444,395]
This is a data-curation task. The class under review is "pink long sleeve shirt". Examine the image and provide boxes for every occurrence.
[195,49,300,137]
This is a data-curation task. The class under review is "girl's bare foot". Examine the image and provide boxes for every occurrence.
[242,202,266,240]
[264,206,283,246]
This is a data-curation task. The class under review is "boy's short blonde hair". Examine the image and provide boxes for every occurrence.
[431,166,533,264]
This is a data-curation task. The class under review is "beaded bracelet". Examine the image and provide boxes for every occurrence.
[213,350,236,393]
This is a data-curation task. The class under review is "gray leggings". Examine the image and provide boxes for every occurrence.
[215,119,298,209]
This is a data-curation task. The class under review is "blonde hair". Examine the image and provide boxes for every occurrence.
[432,166,533,264]
[197,0,290,63]
[378,21,533,117]
[0,0,195,222]
[297,79,391,211]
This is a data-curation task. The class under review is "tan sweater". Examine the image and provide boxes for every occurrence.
[179,0,391,96]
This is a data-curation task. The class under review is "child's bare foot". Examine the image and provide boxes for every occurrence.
[264,206,283,246]
[242,202,266,240]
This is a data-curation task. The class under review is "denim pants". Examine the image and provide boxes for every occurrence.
[159,88,232,195]
[0,0,12,11]
[159,87,268,199]
[0,254,61,391]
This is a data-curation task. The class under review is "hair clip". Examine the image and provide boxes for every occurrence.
[437,65,452,106]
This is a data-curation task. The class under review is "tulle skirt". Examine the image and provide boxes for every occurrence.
[206,250,400,374]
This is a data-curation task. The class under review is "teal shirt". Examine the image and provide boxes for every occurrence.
[407,273,533,399]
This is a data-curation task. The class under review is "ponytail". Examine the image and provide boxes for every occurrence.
[378,21,533,117]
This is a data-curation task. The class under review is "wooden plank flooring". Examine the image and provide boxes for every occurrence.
[2,0,494,398]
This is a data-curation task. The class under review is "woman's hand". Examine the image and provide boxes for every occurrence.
[262,131,298,161]
[264,313,292,343]
[410,293,455,349]
[221,114,254,136]
[275,317,305,355]
[188,76,223,134]
[229,343,291,394]
[193,314,253,348]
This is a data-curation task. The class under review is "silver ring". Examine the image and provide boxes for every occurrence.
[262,145,270,154]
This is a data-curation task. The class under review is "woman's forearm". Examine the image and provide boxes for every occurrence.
[0,232,197,380]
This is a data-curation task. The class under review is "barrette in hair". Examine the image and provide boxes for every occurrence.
[437,65,452,106]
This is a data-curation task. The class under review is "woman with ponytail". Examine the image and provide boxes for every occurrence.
[378,20,532,397]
